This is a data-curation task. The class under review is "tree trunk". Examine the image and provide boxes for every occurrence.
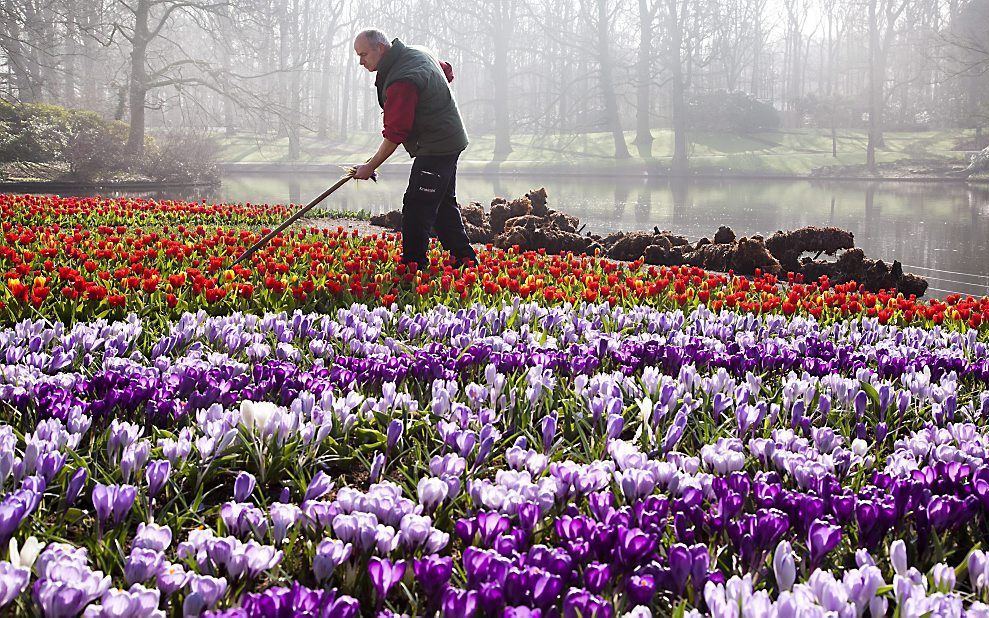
[317,36,333,139]
[2,17,38,102]
[276,0,290,139]
[126,70,148,155]
[492,29,513,159]
[596,0,630,159]
[287,82,301,160]
[21,1,47,101]
[634,0,654,159]
[62,0,78,106]
[750,10,762,98]
[115,85,128,121]
[125,0,152,155]
[867,0,879,171]
[286,0,301,161]
[80,3,101,109]
[668,0,687,175]
[340,60,351,142]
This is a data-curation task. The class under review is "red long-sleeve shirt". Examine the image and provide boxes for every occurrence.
[382,61,455,144]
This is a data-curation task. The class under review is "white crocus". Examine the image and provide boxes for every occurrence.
[9,536,45,570]
[240,400,281,434]
[851,438,869,457]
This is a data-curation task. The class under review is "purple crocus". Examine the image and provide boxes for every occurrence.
[0,501,28,549]
[627,573,656,605]
[304,471,334,502]
[234,472,256,503]
[541,413,558,454]
[92,483,137,531]
[145,459,170,499]
[476,511,511,547]
[269,503,302,544]
[413,554,453,596]
[667,543,691,593]
[606,415,624,440]
[65,468,88,508]
[583,562,611,594]
[442,587,478,618]
[661,412,688,454]
[156,562,189,597]
[562,588,611,618]
[36,452,66,484]
[616,528,657,569]
[81,583,160,617]
[370,453,386,484]
[386,419,403,452]
[236,583,358,618]
[773,540,796,591]
[807,519,842,571]
[417,477,449,512]
[853,390,868,417]
[368,557,406,600]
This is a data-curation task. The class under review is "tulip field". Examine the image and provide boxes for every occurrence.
[2,192,989,617]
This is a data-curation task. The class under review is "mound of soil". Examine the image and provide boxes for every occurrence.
[367,188,929,296]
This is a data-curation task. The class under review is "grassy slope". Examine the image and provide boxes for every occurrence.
[216,128,977,175]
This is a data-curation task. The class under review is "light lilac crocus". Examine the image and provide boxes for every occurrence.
[0,560,29,608]
[81,584,161,617]
[313,538,352,581]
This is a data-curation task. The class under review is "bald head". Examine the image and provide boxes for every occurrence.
[354,29,391,72]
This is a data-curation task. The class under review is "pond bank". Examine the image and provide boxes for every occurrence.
[218,160,989,184]
[0,180,220,194]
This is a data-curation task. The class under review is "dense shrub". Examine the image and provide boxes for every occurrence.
[0,102,216,184]
[61,113,130,181]
[140,129,219,184]
[687,90,781,132]
[0,101,73,164]
[792,94,865,129]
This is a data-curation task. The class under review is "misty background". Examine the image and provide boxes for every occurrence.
[1,0,987,169]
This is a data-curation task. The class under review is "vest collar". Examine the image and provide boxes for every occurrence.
[374,38,407,89]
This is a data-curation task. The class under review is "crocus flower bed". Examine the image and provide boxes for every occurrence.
[2,194,989,334]
[0,301,988,616]
[2,192,989,617]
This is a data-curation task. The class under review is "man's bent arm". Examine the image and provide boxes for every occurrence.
[368,138,400,169]
[355,139,399,179]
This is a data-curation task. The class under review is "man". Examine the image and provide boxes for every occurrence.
[353,29,478,268]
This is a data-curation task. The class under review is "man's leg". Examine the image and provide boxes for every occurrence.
[401,155,456,266]
[432,155,478,264]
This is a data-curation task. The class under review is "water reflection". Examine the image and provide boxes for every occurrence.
[8,174,989,298]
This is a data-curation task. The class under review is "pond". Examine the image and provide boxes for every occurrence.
[15,173,989,299]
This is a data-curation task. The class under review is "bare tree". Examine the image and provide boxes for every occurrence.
[942,0,989,131]
[584,0,630,158]
[103,0,227,154]
[866,0,909,170]
[661,0,714,174]
[435,0,522,159]
[0,0,64,102]
[633,0,660,157]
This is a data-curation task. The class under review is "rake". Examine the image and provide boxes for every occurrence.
[229,166,376,269]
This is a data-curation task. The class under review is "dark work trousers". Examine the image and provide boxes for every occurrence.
[401,153,478,267]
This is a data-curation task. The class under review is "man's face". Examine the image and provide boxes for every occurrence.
[355,36,386,72]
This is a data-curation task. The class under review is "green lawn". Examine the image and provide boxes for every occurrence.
[216,128,977,176]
